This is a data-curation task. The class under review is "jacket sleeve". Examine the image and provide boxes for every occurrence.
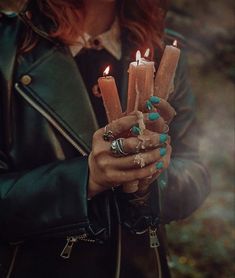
[160,51,210,222]
[0,152,90,242]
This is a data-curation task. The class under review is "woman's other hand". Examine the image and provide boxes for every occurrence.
[133,96,176,195]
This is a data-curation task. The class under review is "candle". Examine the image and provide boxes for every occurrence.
[127,50,155,113]
[154,40,181,100]
[124,50,155,194]
[98,66,122,122]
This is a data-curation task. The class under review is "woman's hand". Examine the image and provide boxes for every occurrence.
[88,114,169,198]
[133,96,176,195]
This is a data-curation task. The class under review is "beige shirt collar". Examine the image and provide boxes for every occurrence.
[70,19,122,60]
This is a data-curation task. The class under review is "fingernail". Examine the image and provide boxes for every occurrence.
[148,112,160,121]
[159,134,168,143]
[146,100,153,111]
[131,125,141,135]
[160,148,167,157]
[150,96,160,104]
[156,161,164,170]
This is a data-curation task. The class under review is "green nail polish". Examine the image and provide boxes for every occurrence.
[148,112,160,121]
[146,100,153,111]
[159,134,168,143]
[131,125,141,135]
[150,96,160,104]
[156,161,164,170]
[160,148,167,157]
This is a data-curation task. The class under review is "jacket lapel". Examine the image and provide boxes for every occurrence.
[16,42,99,153]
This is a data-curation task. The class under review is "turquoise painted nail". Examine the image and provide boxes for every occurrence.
[131,125,141,135]
[160,148,167,157]
[146,100,153,111]
[148,112,160,121]
[159,134,168,143]
[156,161,164,170]
[150,96,160,104]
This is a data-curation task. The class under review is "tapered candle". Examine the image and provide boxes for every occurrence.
[154,40,181,100]
[124,51,153,194]
[127,50,155,113]
[98,66,122,122]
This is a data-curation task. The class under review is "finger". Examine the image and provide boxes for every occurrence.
[143,112,166,133]
[112,147,167,170]
[160,144,172,169]
[95,114,140,139]
[96,145,172,185]
[121,133,169,154]
[96,112,165,139]
[146,96,176,123]
[112,162,159,183]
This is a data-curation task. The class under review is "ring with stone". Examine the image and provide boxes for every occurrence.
[110,138,128,157]
[133,153,146,168]
[103,125,115,141]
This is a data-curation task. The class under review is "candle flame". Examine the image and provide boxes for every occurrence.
[103,66,110,76]
[144,48,150,58]
[136,50,141,64]
[173,40,178,47]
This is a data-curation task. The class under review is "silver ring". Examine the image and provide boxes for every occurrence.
[110,138,128,157]
[103,125,115,141]
[163,124,169,134]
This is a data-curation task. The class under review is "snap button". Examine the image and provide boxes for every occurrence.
[20,75,32,85]
[25,11,32,20]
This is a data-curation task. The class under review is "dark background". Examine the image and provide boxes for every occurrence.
[166,0,235,277]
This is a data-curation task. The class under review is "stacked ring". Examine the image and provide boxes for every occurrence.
[110,138,128,157]
[103,125,115,141]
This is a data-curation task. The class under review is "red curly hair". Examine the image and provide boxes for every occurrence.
[18,0,169,57]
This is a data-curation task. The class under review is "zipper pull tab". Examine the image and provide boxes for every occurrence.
[60,237,78,259]
[149,227,160,248]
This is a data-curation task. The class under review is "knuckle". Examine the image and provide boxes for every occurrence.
[93,129,100,141]
[123,138,132,152]
[105,170,113,183]
[97,158,109,170]
[92,145,102,159]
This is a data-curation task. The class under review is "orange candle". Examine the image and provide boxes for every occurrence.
[127,50,155,113]
[98,66,122,122]
[154,40,181,100]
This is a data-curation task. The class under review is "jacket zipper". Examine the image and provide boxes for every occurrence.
[15,83,88,156]
[149,226,160,248]
[154,247,162,278]
[6,244,21,278]
[147,182,160,249]
[60,234,95,259]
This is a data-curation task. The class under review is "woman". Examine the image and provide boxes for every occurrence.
[0,0,210,277]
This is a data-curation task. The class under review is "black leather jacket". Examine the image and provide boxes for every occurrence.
[0,12,210,278]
